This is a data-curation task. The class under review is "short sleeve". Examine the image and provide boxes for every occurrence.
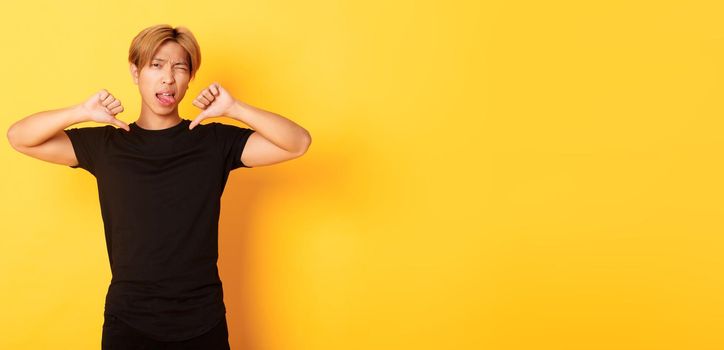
[63,125,113,176]
[212,122,255,171]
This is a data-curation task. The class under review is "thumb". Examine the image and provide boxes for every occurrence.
[110,117,130,132]
[189,111,206,130]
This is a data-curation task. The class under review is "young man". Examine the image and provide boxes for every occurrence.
[6,24,311,349]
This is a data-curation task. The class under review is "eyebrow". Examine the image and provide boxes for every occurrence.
[152,58,188,65]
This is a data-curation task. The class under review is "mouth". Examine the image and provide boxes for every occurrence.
[155,91,176,106]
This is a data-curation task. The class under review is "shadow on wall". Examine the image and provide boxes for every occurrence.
[218,132,362,349]
[206,52,368,346]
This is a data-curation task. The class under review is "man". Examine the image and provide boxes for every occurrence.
[6,24,311,349]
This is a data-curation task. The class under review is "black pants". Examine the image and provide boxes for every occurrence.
[101,313,230,349]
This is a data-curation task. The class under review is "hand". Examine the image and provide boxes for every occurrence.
[79,89,129,131]
[189,82,238,130]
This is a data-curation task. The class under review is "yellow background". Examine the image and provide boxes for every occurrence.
[1,0,718,349]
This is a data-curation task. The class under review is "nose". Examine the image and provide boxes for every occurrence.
[162,66,175,85]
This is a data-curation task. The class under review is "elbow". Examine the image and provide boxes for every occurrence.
[298,130,312,155]
[289,131,311,158]
[6,124,19,150]
[7,123,30,152]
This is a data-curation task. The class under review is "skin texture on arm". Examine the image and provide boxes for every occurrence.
[189,82,312,167]
[229,101,312,167]
[6,89,128,167]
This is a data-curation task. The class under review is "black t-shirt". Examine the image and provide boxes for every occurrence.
[63,118,254,341]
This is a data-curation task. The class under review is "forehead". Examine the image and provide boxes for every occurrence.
[152,41,188,63]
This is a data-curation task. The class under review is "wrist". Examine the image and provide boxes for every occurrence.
[227,100,248,121]
[69,104,90,124]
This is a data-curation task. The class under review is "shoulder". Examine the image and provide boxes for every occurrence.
[66,124,116,132]
[209,121,254,135]
[64,124,116,139]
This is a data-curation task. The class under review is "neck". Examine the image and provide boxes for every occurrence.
[136,103,182,130]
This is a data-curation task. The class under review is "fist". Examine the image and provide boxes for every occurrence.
[189,82,237,130]
[80,89,129,131]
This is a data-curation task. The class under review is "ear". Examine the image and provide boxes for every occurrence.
[129,63,139,85]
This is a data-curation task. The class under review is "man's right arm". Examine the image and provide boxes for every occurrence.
[6,104,87,167]
[6,89,128,167]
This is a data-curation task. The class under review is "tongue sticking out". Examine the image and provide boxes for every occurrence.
[156,94,175,104]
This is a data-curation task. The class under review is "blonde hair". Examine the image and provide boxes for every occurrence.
[128,24,201,80]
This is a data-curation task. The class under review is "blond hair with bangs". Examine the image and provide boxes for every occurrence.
[128,24,201,80]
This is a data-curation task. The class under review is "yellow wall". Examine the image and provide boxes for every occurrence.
[1,0,717,349]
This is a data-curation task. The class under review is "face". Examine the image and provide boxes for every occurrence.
[130,40,192,118]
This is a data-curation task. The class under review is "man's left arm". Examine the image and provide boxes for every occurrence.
[189,82,312,168]
[227,100,312,167]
